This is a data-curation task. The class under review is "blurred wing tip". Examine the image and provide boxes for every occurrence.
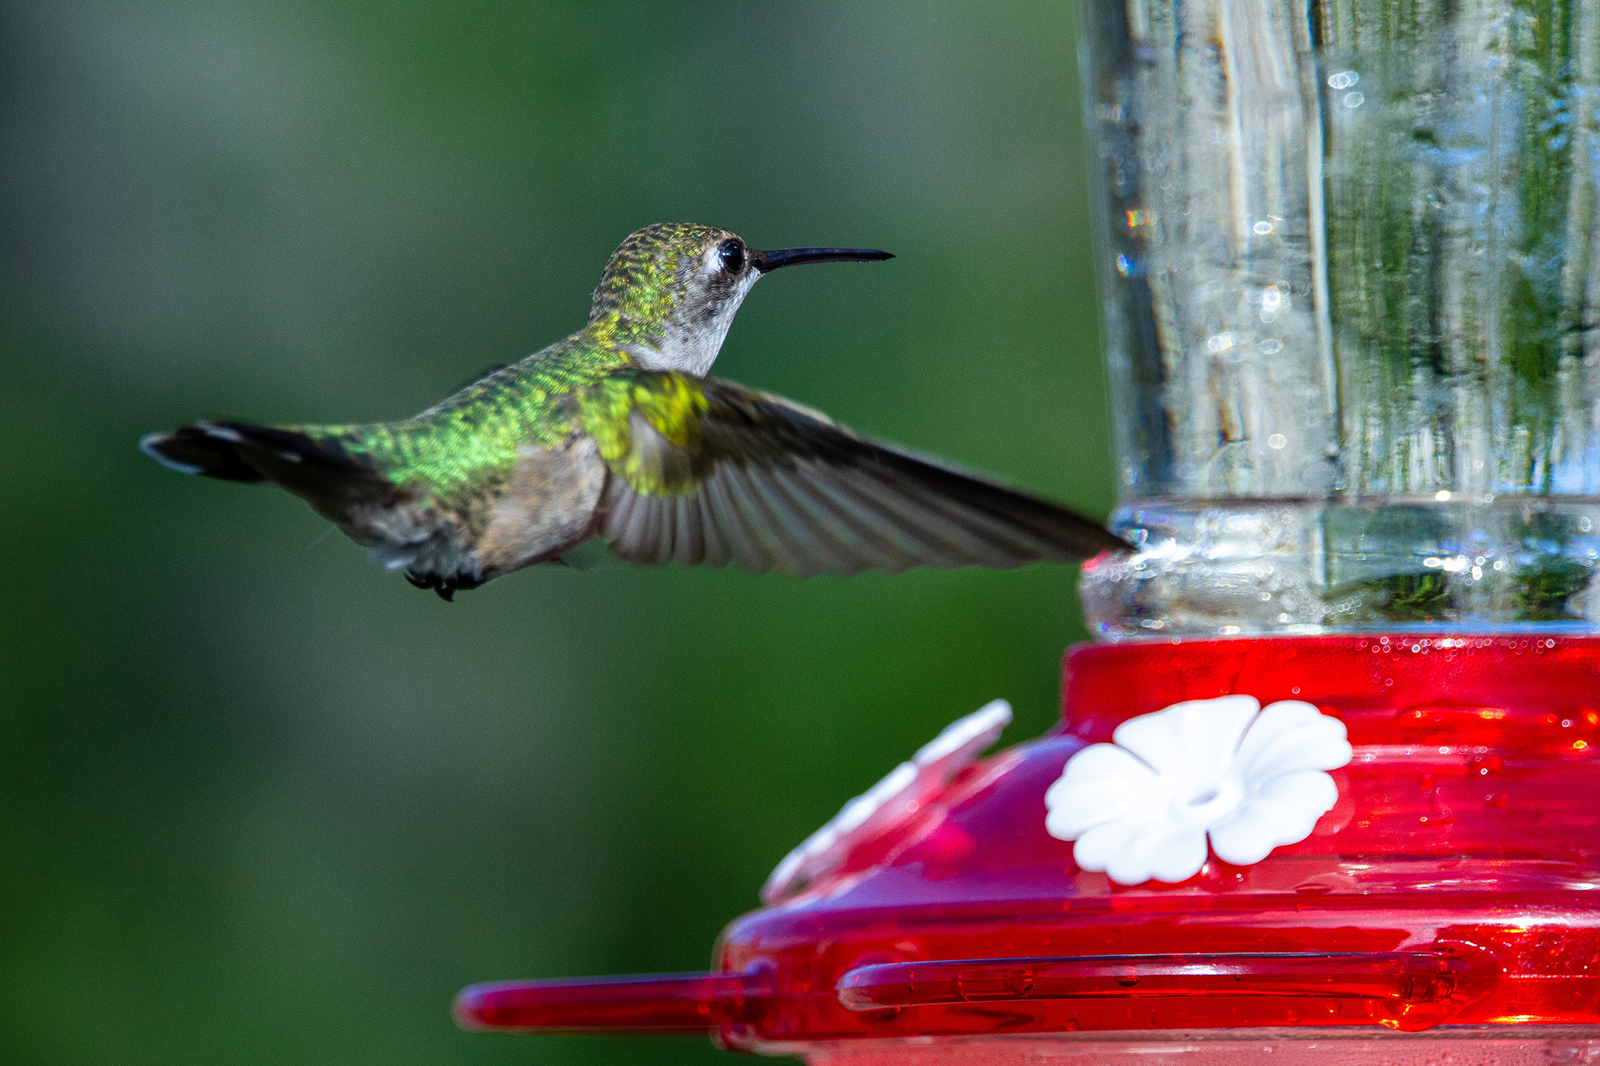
[1087,527,1135,557]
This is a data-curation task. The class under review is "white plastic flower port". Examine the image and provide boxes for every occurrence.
[1044,695,1352,885]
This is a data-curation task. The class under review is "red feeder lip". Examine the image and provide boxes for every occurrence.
[454,968,775,1033]
[456,636,1600,1047]
[455,950,1483,1036]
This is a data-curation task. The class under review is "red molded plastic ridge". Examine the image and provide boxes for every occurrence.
[455,635,1600,1046]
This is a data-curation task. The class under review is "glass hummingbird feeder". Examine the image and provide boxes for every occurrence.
[456,0,1600,1060]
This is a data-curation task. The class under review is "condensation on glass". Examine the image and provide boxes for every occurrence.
[1079,0,1600,637]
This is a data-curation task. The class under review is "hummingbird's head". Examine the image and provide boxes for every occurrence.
[587,223,892,375]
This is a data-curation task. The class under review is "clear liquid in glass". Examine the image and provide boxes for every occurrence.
[1079,0,1600,637]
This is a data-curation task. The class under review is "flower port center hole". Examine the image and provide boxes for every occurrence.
[1169,775,1244,824]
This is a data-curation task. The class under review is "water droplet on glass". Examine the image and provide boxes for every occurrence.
[1468,754,1502,776]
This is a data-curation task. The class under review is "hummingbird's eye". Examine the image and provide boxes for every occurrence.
[717,239,746,274]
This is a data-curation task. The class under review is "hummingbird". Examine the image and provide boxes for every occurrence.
[143,223,1124,599]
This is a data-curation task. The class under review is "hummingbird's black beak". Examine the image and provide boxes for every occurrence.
[752,247,894,273]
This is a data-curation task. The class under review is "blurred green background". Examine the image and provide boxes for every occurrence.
[0,3,1112,1063]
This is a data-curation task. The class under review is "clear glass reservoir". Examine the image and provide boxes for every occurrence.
[1078,0,1600,637]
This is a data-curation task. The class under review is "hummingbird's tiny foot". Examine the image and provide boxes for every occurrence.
[404,569,455,600]
[403,566,483,601]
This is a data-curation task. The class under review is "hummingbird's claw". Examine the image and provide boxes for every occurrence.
[404,569,471,601]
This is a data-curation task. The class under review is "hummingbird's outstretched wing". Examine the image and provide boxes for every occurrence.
[577,371,1126,576]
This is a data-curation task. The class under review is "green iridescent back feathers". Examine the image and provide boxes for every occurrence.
[302,224,725,508]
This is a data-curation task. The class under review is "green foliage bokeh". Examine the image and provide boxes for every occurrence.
[0,3,1112,1063]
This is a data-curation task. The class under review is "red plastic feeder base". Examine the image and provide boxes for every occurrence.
[456,636,1600,1059]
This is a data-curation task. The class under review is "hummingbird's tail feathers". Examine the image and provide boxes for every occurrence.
[142,420,400,514]
[141,426,268,483]
[145,418,486,598]
[588,372,1129,577]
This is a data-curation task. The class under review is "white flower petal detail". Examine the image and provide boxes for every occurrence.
[913,701,1012,767]
[1113,695,1259,777]
[1077,819,1208,886]
[1145,824,1210,884]
[1043,744,1165,839]
[1045,695,1352,885]
[1210,770,1339,865]
[1233,700,1352,779]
